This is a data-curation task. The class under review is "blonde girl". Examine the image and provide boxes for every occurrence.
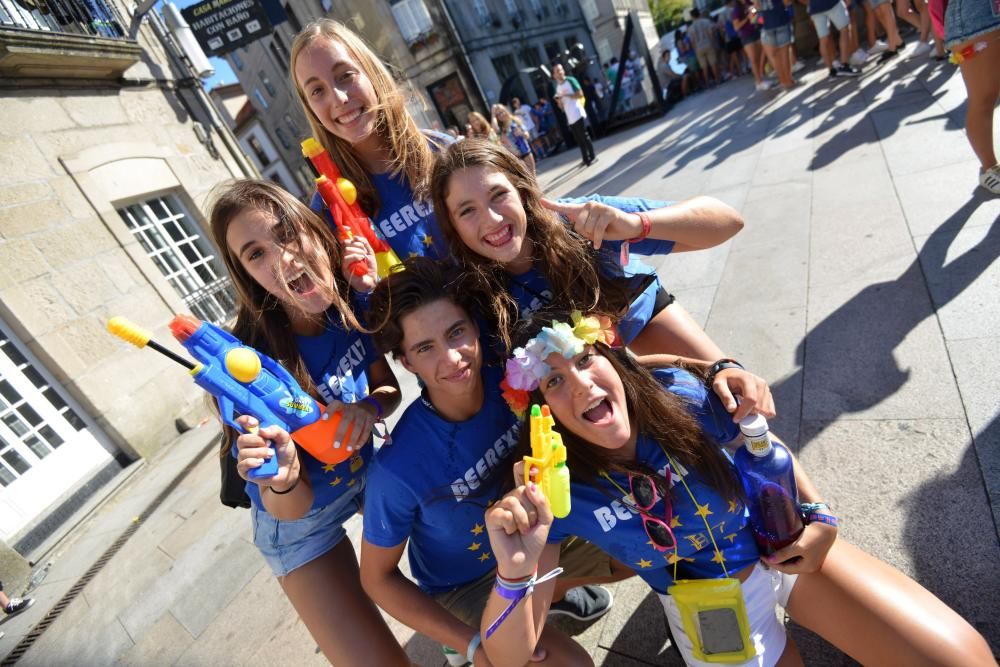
[465,110,499,143]
[209,179,408,666]
[290,19,452,262]
[492,103,536,175]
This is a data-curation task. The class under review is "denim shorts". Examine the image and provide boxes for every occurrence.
[811,1,850,38]
[251,481,364,577]
[658,562,798,667]
[868,0,892,8]
[944,0,1000,47]
[761,23,793,47]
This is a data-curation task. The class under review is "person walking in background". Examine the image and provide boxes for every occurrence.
[688,8,723,86]
[934,0,1000,193]
[510,97,536,140]
[0,583,33,620]
[466,111,498,143]
[492,103,537,175]
[866,0,906,61]
[552,63,597,167]
[721,0,748,78]
[806,0,863,77]
[732,0,771,90]
[756,0,797,89]
[897,0,934,57]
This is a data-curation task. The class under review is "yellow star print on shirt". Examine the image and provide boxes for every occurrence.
[347,478,356,487]
[728,499,739,513]
[468,542,481,551]
[725,533,738,544]
[695,502,713,519]
[422,234,433,246]
[711,551,727,565]
[471,523,485,536]
[670,515,683,528]
[408,251,420,258]
[637,558,653,568]
[330,476,343,487]
[322,463,337,473]
[479,552,491,562]
[666,552,694,565]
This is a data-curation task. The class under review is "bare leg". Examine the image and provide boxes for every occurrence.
[839,21,854,63]
[956,31,1000,170]
[745,42,764,84]
[875,4,904,50]
[895,0,922,30]
[535,625,595,666]
[786,540,995,666]
[864,1,877,48]
[279,539,411,666]
[819,35,836,68]
[628,302,725,361]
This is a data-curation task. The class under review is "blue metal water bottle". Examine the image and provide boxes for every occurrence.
[733,415,804,556]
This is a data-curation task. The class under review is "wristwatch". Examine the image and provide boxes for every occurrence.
[705,358,744,386]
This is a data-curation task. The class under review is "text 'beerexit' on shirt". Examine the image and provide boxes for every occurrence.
[450,421,521,499]
[375,199,433,239]
[314,338,368,404]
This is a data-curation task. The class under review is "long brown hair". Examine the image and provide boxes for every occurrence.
[430,139,644,352]
[207,179,363,451]
[511,312,742,501]
[290,19,442,216]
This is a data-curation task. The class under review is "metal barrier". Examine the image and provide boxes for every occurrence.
[0,0,129,40]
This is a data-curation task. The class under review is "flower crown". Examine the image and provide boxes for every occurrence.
[501,311,616,417]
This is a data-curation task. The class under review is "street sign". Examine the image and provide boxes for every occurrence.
[181,0,274,57]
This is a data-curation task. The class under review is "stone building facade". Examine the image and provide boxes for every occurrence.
[0,0,254,579]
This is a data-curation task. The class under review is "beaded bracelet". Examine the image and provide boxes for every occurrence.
[485,566,564,638]
[805,513,839,528]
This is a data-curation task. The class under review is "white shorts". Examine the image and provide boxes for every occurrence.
[658,563,798,667]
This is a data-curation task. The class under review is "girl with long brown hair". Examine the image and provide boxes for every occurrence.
[428,138,742,363]
[290,19,452,264]
[480,311,995,667]
[208,179,409,665]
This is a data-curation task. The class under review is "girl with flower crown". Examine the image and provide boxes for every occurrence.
[428,139,742,365]
[481,309,995,667]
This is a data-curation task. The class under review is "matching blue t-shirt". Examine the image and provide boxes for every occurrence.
[509,194,674,345]
[758,0,792,27]
[547,367,760,594]
[362,366,520,593]
[242,317,380,513]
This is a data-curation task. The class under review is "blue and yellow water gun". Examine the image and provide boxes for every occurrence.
[107,315,353,479]
[522,404,571,518]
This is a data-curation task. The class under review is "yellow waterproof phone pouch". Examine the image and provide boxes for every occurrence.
[667,577,754,663]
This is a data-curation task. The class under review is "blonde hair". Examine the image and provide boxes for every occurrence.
[290,19,441,216]
[466,111,496,141]
[490,103,521,134]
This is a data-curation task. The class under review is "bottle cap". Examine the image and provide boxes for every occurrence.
[739,414,769,438]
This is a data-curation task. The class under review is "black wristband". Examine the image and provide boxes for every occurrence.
[706,358,744,387]
[267,476,300,495]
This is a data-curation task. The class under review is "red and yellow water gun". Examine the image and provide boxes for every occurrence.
[302,137,402,278]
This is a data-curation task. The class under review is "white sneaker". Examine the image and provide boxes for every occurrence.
[909,41,933,58]
[756,81,773,91]
[849,48,868,66]
[870,39,889,54]
[980,165,1000,195]
[791,60,805,72]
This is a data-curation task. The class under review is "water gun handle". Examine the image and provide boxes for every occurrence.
[217,394,280,480]
[315,176,367,277]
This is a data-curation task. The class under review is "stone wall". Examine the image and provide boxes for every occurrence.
[0,80,237,460]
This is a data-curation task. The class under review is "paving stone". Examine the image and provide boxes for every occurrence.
[914,221,1000,343]
[800,274,964,423]
[119,611,194,667]
[872,101,971,177]
[894,161,1000,238]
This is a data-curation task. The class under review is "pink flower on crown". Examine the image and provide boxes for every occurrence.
[505,346,548,391]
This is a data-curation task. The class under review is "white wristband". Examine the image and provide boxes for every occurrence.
[466,631,481,664]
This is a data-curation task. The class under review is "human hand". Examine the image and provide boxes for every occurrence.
[485,462,553,580]
[541,198,644,250]
[712,368,776,422]
[324,399,378,453]
[764,520,837,574]
[341,235,377,293]
[234,415,299,489]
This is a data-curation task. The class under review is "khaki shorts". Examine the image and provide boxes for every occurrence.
[433,537,612,626]
[696,47,719,68]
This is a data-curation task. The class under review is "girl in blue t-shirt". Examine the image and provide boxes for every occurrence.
[207,180,408,665]
[478,312,994,667]
[290,19,451,265]
[428,138,742,363]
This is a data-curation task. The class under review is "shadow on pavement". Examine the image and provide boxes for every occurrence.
[773,191,1000,451]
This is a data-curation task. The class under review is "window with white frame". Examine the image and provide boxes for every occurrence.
[116,195,235,325]
[389,0,433,43]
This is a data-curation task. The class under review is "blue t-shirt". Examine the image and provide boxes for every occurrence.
[363,366,521,594]
[243,318,381,512]
[508,194,674,345]
[548,368,760,594]
[758,0,791,27]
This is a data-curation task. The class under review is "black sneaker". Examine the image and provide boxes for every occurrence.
[547,584,613,621]
[4,597,34,618]
[878,49,899,63]
[835,63,861,77]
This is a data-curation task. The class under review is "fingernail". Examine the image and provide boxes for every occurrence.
[334,441,341,449]
[529,482,536,492]
[322,413,329,421]
[347,445,353,452]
